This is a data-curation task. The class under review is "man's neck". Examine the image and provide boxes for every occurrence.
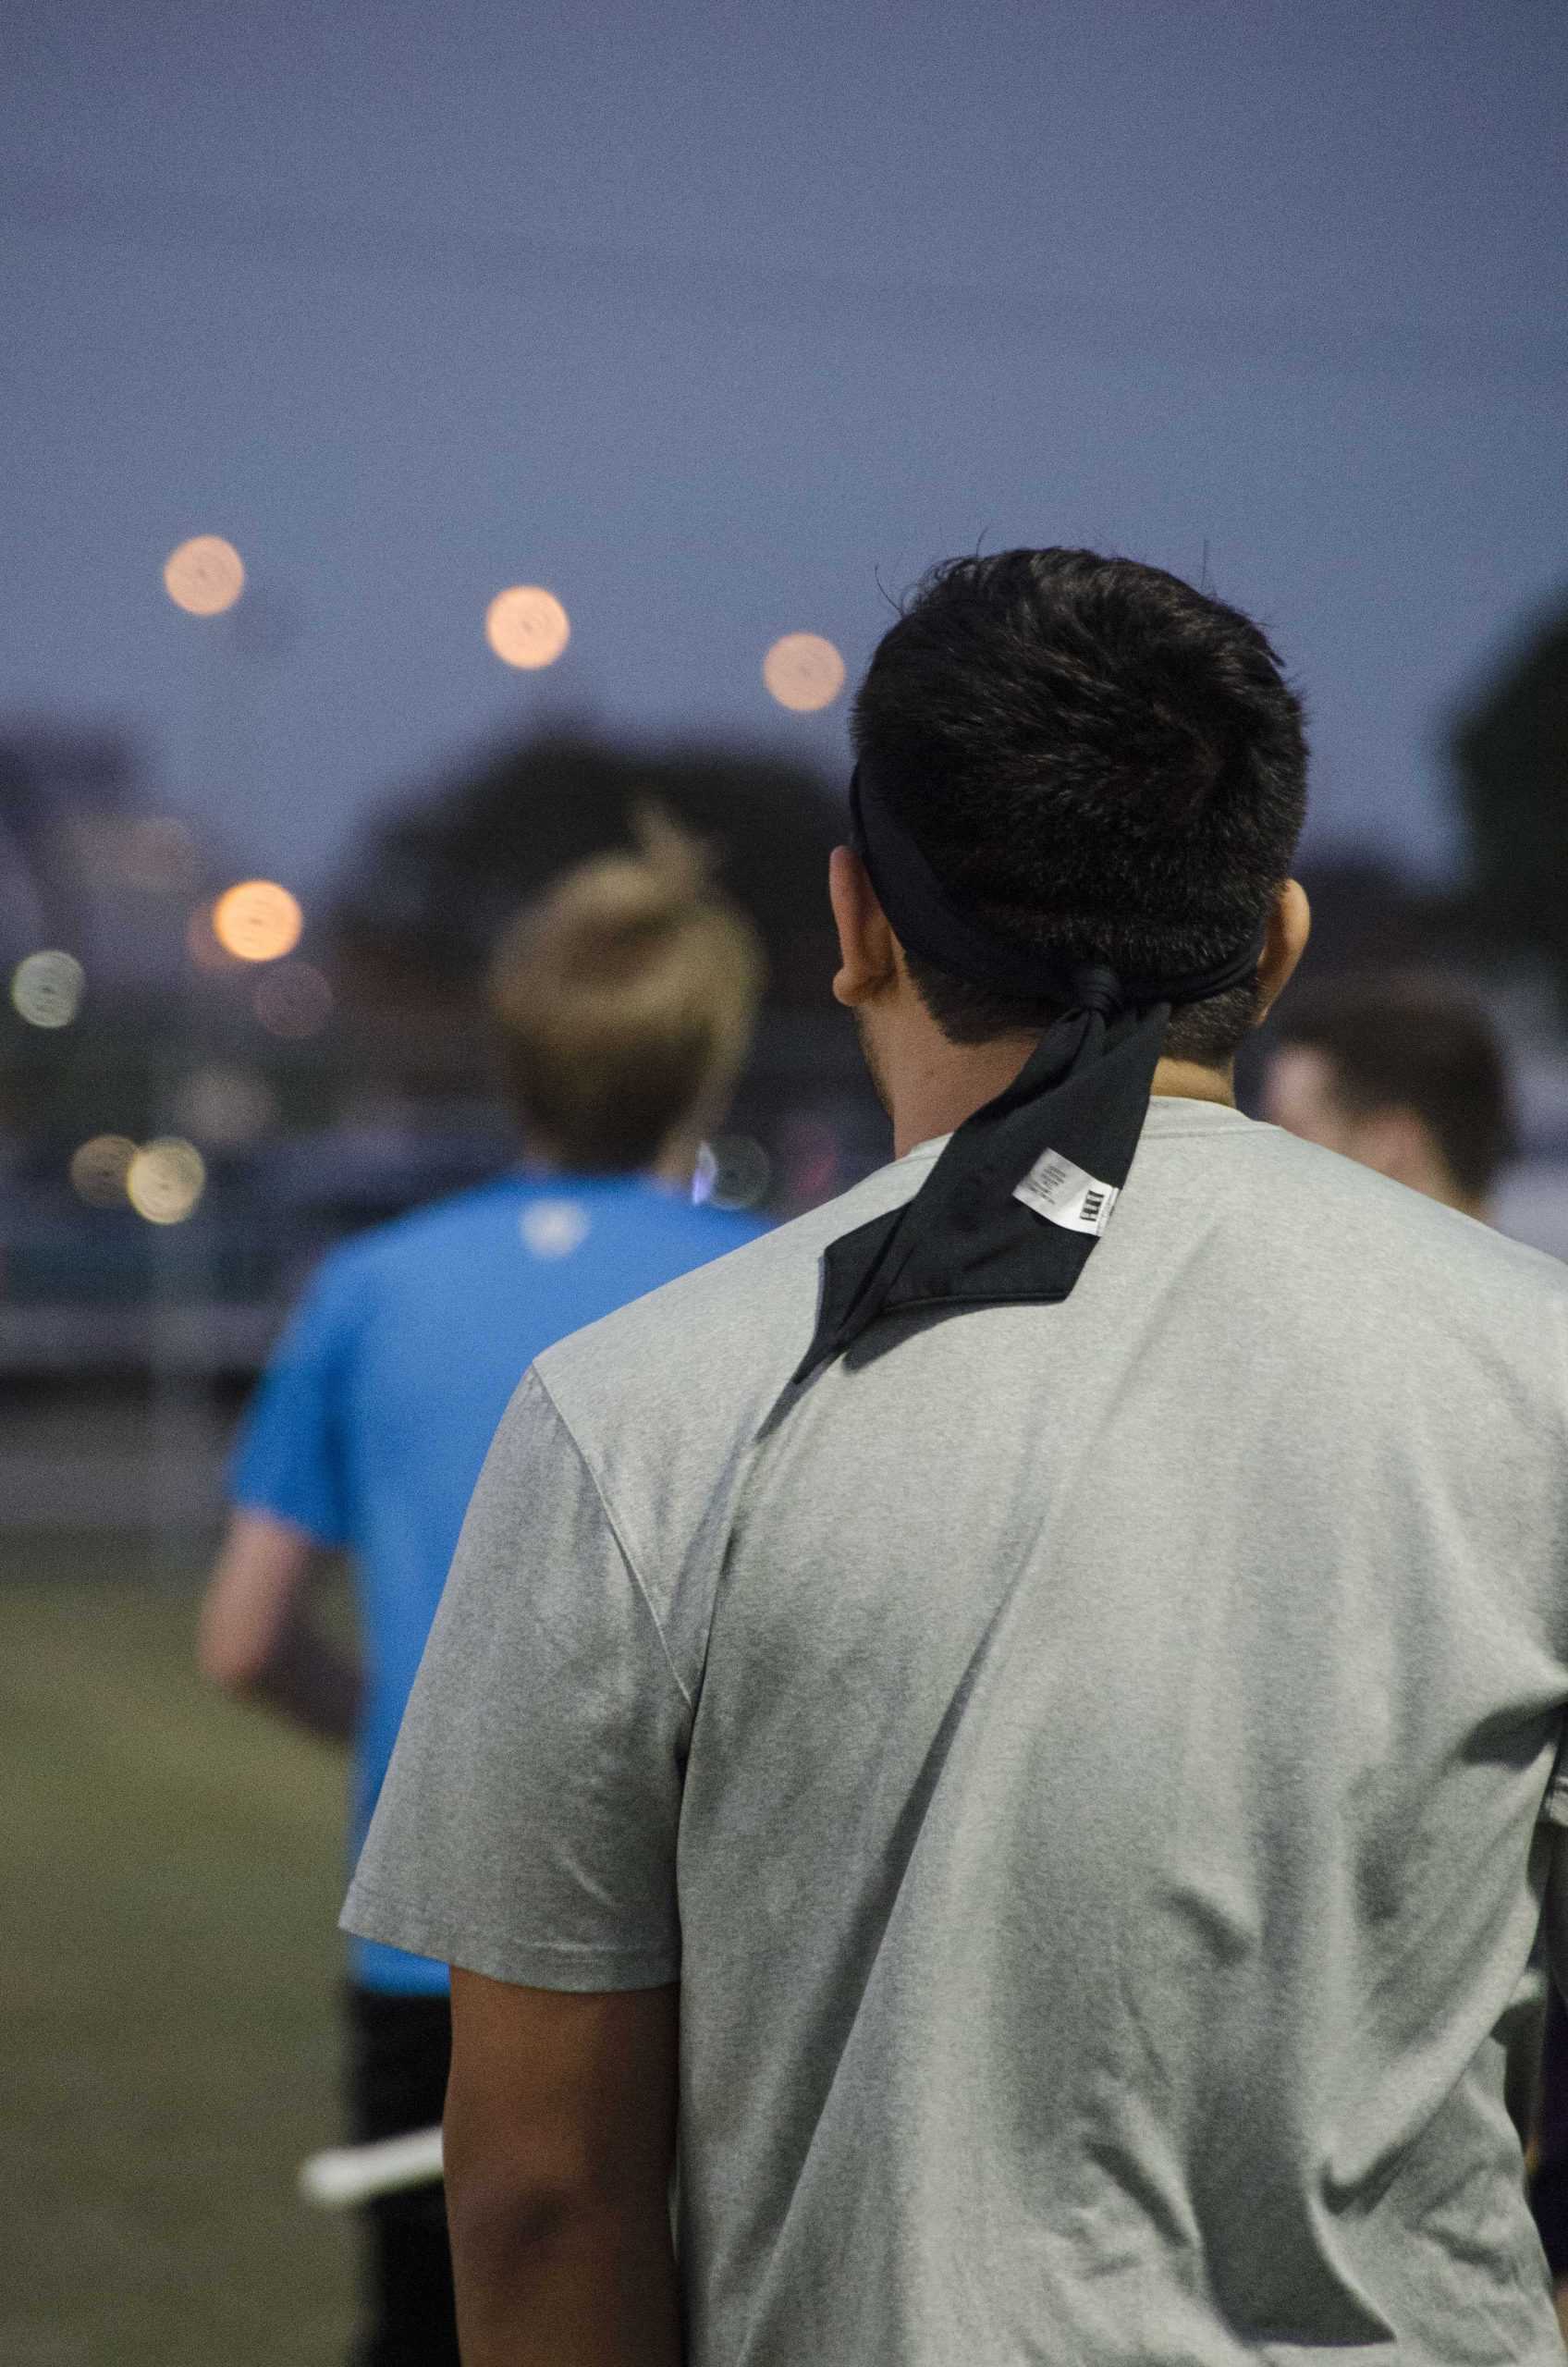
[889,1034,1234,1159]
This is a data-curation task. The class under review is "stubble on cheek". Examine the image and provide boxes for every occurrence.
[853,1007,893,1120]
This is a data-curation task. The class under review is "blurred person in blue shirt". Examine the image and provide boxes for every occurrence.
[198,811,766,2367]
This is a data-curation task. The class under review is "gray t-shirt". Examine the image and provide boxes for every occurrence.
[346,1098,1568,2364]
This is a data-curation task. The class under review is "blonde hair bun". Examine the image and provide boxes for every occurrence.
[528,804,717,986]
[486,803,765,1171]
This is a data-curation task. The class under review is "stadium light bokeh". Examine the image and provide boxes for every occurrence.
[11,950,87,1029]
[212,881,304,963]
[763,632,846,712]
[164,535,246,617]
[484,585,571,669]
[126,1137,207,1225]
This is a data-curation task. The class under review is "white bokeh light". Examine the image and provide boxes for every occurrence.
[11,950,86,1028]
[692,1135,772,1210]
[126,1137,207,1225]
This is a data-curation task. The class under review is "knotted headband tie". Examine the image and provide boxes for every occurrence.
[791,765,1268,1385]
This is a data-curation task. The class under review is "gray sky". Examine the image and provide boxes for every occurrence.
[5,0,1565,893]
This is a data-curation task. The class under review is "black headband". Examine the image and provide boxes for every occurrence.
[792,767,1268,1384]
[848,764,1267,1014]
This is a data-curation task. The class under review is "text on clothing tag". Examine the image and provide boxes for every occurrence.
[1012,1147,1121,1236]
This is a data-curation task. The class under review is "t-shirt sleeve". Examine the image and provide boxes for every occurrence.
[1541,1727,1568,2008]
[228,1253,362,1547]
[341,1366,688,1991]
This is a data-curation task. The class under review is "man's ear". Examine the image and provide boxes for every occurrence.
[1252,878,1311,1027]
[828,845,898,1009]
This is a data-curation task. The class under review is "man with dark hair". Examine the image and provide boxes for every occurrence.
[1264,972,1516,1218]
[346,549,1568,2364]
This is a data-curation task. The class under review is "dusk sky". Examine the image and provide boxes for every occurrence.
[6,1,1565,896]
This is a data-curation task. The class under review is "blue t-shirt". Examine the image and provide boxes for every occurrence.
[231,1170,766,1993]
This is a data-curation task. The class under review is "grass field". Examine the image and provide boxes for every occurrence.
[2,1531,359,2365]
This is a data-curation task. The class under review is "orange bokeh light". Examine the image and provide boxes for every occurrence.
[212,880,303,964]
[164,535,245,617]
[485,585,571,669]
[762,632,846,713]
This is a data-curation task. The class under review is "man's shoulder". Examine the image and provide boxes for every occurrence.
[533,1149,925,1444]
[514,1154,922,1662]
[1248,1120,1568,1311]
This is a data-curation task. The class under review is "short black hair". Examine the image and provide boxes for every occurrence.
[1271,972,1516,1202]
[851,548,1308,1064]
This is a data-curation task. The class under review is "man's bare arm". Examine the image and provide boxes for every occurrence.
[1537,1828,1568,2342]
[446,1968,680,2367]
[198,1509,360,1742]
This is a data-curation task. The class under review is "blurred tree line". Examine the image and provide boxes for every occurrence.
[330,732,844,1021]
[1236,590,1568,1064]
[1292,591,1568,1026]
[329,585,1568,1073]
[11,593,1562,1169]
[1451,599,1568,1021]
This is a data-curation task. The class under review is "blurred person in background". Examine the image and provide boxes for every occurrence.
[1262,973,1568,2311]
[198,812,766,2367]
[1261,972,1515,1220]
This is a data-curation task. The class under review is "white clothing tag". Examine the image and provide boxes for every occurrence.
[1012,1147,1121,1236]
